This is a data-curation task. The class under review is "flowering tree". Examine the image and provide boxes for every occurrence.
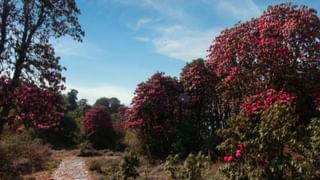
[84,106,115,148]
[208,3,320,120]
[0,0,84,134]
[218,89,306,179]
[13,83,65,130]
[175,59,221,155]
[125,72,182,157]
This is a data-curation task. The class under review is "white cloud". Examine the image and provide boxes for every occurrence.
[66,84,134,105]
[135,18,153,30]
[136,25,219,61]
[100,0,261,61]
[214,0,261,20]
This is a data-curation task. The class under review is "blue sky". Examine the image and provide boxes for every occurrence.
[53,0,320,105]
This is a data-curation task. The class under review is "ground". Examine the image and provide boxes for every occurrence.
[23,149,224,180]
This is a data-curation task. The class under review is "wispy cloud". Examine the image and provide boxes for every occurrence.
[213,0,261,20]
[136,25,218,61]
[66,83,134,105]
[99,0,261,61]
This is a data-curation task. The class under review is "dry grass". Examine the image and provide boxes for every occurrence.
[84,151,225,180]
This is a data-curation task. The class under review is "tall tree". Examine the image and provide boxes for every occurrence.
[66,89,79,111]
[94,97,121,114]
[125,72,182,158]
[176,59,221,155]
[208,3,320,121]
[0,0,84,134]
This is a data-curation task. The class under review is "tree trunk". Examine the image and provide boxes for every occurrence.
[0,104,11,136]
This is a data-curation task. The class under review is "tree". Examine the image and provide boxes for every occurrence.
[84,106,115,148]
[108,97,120,114]
[66,89,78,111]
[0,0,84,134]
[207,3,320,121]
[175,59,221,156]
[94,97,121,114]
[94,97,109,109]
[125,72,183,157]
[12,82,65,130]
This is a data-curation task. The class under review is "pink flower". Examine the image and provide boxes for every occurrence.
[224,155,234,163]
[235,150,241,158]
[238,144,245,151]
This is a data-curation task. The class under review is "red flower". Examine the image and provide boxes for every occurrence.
[235,150,241,158]
[238,144,245,151]
[224,155,234,163]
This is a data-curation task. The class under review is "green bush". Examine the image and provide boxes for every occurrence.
[218,104,308,179]
[119,152,140,180]
[302,117,320,178]
[164,152,209,180]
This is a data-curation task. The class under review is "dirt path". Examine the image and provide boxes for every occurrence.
[51,158,91,180]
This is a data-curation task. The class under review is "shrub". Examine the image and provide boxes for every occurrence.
[164,152,209,180]
[78,141,101,157]
[119,152,140,180]
[218,102,307,179]
[87,157,120,178]
[84,106,115,149]
[113,120,126,151]
[0,133,52,179]
[124,130,144,155]
[302,117,320,178]
[164,154,181,179]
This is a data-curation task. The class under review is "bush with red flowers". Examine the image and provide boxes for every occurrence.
[84,106,115,149]
[218,89,309,178]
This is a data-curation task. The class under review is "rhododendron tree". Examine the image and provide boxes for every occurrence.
[241,89,295,117]
[125,72,182,157]
[208,3,320,120]
[0,0,84,134]
[218,89,310,178]
[174,59,222,156]
[84,106,115,148]
[12,83,65,130]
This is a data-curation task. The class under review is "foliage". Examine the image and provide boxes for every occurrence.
[176,59,222,157]
[119,152,140,180]
[0,0,84,134]
[0,132,52,179]
[218,101,308,179]
[241,88,295,117]
[12,82,65,131]
[94,97,121,114]
[84,106,115,149]
[164,154,181,179]
[302,117,320,178]
[207,3,320,119]
[65,89,79,111]
[125,72,182,158]
[87,157,121,179]
[164,152,209,180]
[124,130,144,155]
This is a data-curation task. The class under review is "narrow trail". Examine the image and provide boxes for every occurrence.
[51,158,91,180]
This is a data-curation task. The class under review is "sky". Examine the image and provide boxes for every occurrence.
[53,0,320,105]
